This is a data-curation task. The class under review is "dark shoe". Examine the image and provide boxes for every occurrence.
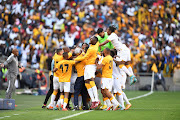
[73,106,80,111]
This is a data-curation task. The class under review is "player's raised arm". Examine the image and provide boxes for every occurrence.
[99,40,110,47]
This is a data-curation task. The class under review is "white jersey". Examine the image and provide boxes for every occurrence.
[112,61,120,79]
[107,33,124,51]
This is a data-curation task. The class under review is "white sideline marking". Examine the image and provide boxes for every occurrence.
[0,117,4,119]
[13,114,19,115]
[54,110,92,120]
[129,91,153,101]
[54,91,153,120]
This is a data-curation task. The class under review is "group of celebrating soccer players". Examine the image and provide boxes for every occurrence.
[42,25,137,111]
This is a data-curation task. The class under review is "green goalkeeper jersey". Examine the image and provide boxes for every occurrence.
[97,32,114,52]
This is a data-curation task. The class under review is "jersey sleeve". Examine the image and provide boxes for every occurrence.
[69,60,76,65]
[68,52,72,58]
[74,48,92,61]
[101,57,107,65]
[107,34,113,42]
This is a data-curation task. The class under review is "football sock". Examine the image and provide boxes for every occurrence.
[57,99,61,106]
[50,91,58,105]
[63,98,68,109]
[126,65,134,75]
[104,97,111,107]
[78,95,82,108]
[85,83,95,102]
[110,96,119,106]
[103,97,107,106]
[60,95,64,106]
[119,65,132,77]
[122,92,130,105]
[117,93,125,108]
[90,81,99,102]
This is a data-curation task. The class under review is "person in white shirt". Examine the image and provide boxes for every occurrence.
[99,25,137,85]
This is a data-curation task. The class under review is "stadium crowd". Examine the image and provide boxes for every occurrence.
[0,0,180,77]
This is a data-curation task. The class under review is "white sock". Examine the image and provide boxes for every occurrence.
[50,94,56,106]
[60,98,64,105]
[105,99,112,107]
[71,97,74,108]
[110,97,119,106]
[57,100,61,106]
[122,92,130,105]
[122,66,132,77]
[128,66,134,75]
[63,102,67,109]
[78,96,82,107]
[117,94,125,108]
[91,86,99,101]
[87,88,95,102]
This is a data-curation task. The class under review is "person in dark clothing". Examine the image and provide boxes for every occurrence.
[154,69,167,91]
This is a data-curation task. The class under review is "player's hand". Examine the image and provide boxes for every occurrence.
[0,64,4,68]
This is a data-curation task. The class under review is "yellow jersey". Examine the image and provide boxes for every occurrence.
[53,52,72,77]
[75,42,99,65]
[101,55,113,78]
[75,52,86,77]
[56,60,75,82]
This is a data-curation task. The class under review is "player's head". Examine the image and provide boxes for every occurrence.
[89,36,98,45]
[63,46,70,53]
[107,25,116,35]
[84,46,89,53]
[103,48,110,57]
[110,49,115,57]
[57,48,63,55]
[63,52,69,60]
[12,48,19,56]
[97,28,105,38]
[82,43,89,50]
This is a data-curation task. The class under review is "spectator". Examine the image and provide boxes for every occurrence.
[154,69,167,91]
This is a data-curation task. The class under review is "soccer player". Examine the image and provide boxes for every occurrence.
[96,48,123,111]
[99,25,137,85]
[73,47,88,110]
[96,28,114,52]
[47,48,63,109]
[53,52,79,111]
[75,36,100,109]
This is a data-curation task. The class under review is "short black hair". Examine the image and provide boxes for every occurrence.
[109,25,116,32]
[84,46,89,53]
[93,36,98,42]
[97,28,103,34]
[105,48,110,53]
[110,50,115,57]
[82,43,89,47]
[57,48,62,53]
[63,52,68,59]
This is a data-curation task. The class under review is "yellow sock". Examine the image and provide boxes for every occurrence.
[126,65,131,68]
[110,97,114,101]
[103,97,108,101]
[53,91,58,95]
[85,83,91,89]
[90,81,96,87]
[64,98,68,104]
[114,93,117,97]
[119,64,124,68]
[78,94,82,97]
[60,95,64,99]
[117,92,121,96]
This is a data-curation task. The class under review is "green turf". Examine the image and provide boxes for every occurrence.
[0,90,180,120]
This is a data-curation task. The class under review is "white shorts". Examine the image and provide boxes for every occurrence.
[53,76,60,90]
[101,78,112,90]
[95,77,101,89]
[84,65,96,80]
[70,73,77,93]
[113,76,123,94]
[116,47,131,62]
[60,82,70,93]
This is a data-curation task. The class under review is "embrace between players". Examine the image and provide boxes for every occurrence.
[44,25,137,111]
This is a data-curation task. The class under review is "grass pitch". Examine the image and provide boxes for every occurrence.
[0,90,180,120]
